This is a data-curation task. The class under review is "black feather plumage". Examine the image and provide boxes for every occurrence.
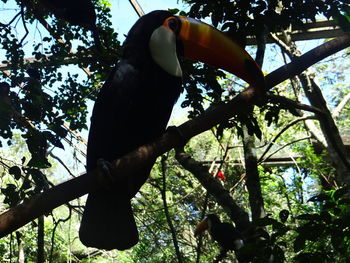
[79,11,183,250]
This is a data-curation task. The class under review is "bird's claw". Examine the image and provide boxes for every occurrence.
[96,158,115,190]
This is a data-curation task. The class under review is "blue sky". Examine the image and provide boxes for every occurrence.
[111,0,188,41]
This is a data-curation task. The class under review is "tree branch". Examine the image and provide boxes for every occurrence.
[332,92,350,119]
[261,136,312,163]
[265,33,350,88]
[270,32,350,185]
[174,147,251,236]
[267,94,325,115]
[160,156,183,263]
[242,127,266,221]
[258,116,318,163]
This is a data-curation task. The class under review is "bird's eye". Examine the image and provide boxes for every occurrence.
[167,18,179,32]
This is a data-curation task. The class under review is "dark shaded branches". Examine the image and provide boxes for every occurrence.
[175,147,251,236]
[271,31,350,185]
[160,156,183,263]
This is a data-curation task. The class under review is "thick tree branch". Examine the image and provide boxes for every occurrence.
[242,127,266,221]
[174,148,251,236]
[271,31,350,185]
[267,94,325,115]
[0,87,257,238]
[0,33,349,237]
[265,33,350,88]
[300,74,350,184]
[195,139,231,263]
[240,32,267,222]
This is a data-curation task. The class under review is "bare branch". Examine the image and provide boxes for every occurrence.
[128,0,144,17]
[63,122,87,146]
[258,116,317,163]
[160,156,183,263]
[175,147,251,235]
[267,94,325,115]
[261,136,312,163]
[265,34,350,88]
[19,6,29,45]
[0,11,21,27]
[49,152,76,178]
[332,92,350,119]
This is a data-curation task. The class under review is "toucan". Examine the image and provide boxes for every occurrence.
[79,10,264,250]
[195,214,244,262]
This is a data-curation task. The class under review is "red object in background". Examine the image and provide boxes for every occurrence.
[212,171,225,180]
[216,171,226,180]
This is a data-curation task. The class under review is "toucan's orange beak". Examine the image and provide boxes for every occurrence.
[174,16,265,93]
[194,218,209,236]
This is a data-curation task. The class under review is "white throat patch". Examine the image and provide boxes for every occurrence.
[149,25,182,77]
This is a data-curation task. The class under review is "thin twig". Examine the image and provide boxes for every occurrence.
[332,92,350,119]
[49,152,76,178]
[261,136,312,163]
[19,6,29,45]
[0,11,21,27]
[49,207,72,263]
[160,155,183,263]
[258,116,317,163]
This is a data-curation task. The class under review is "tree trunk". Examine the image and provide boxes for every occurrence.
[273,31,350,186]
[15,232,24,263]
[298,72,350,185]
[37,216,44,263]
[242,126,266,221]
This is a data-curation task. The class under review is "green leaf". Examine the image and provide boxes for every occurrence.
[279,209,289,223]
[2,184,20,206]
[296,213,320,221]
[308,194,330,202]
[254,217,278,227]
[168,8,180,15]
[333,12,350,32]
[294,236,306,252]
[333,187,350,201]
[319,211,331,223]
[272,245,285,263]
[9,166,21,180]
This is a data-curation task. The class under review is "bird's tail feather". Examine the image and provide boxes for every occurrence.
[79,190,139,250]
